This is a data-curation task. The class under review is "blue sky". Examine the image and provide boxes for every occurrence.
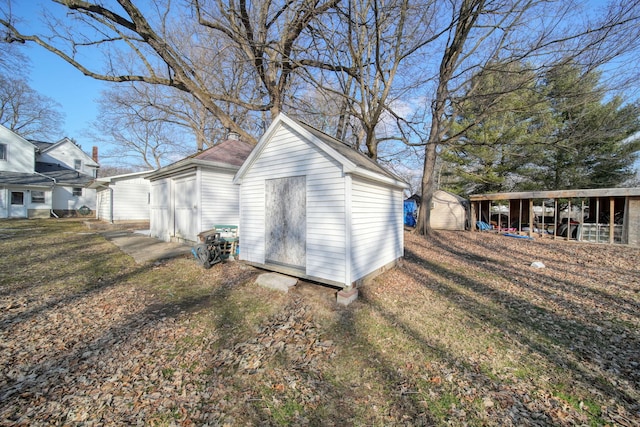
[9,0,106,154]
[10,0,640,176]
[27,45,106,147]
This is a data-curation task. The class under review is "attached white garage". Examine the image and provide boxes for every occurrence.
[91,171,152,222]
[146,137,253,243]
[233,113,408,292]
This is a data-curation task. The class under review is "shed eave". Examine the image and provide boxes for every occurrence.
[146,159,239,181]
[350,168,410,189]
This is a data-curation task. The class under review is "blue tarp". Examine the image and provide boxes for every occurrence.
[404,200,417,227]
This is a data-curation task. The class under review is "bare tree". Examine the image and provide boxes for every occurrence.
[92,86,189,169]
[1,0,344,143]
[414,0,640,235]
[0,74,64,139]
[301,0,442,160]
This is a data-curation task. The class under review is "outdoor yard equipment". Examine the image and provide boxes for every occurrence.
[192,232,223,269]
[192,225,239,269]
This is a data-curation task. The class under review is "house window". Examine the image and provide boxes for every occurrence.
[32,191,45,204]
[72,187,83,197]
[74,159,82,170]
[0,143,6,160]
[11,192,24,205]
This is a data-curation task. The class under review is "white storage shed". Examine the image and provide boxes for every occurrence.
[90,171,152,223]
[233,113,408,290]
[145,137,253,243]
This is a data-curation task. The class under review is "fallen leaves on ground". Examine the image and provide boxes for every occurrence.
[0,220,638,425]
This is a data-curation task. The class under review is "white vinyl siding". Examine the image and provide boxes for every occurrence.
[0,126,35,173]
[96,189,112,221]
[239,123,347,283]
[351,176,404,281]
[52,186,96,212]
[200,168,240,231]
[111,177,150,221]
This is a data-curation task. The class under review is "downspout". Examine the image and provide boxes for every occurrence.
[34,171,58,218]
[109,186,114,224]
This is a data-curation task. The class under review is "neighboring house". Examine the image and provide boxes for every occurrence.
[90,171,152,223]
[145,135,253,243]
[0,124,99,219]
[233,113,408,295]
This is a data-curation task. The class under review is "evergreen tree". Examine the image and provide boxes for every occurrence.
[535,63,640,189]
[441,61,548,194]
[444,61,640,194]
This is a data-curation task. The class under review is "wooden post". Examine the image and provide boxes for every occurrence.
[471,202,477,231]
[610,197,615,244]
[528,199,534,238]
[580,200,585,242]
[567,199,572,241]
[553,199,558,240]
[541,200,545,237]
[489,201,493,230]
[596,198,600,242]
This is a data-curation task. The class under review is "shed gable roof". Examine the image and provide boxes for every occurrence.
[234,113,408,188]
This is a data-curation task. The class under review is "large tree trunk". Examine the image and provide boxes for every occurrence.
[417,139,438,235]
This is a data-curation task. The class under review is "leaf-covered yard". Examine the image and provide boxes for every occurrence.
[1,219,638,426]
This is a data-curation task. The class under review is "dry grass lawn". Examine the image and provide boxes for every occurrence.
[0,219,638,426]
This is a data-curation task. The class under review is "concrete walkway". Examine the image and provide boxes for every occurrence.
[101,230,194,264]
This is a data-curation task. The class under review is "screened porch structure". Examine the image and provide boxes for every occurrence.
[469,188,640,247]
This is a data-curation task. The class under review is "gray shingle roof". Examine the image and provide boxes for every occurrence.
[35,162,94,186]
[292,117,404,183]
[0,171,55,186]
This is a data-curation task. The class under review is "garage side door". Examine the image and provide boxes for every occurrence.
[150,180,170,241]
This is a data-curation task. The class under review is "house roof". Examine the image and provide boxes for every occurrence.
[234,113,409,189]
[0,171,55,188]
[35,162,95,186]
[30,140,52,152]
[145,137,254,180]
[30,137,100,167]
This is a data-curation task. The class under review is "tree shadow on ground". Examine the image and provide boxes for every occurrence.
[402,241,639,417]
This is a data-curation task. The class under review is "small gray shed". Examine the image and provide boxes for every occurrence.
[233,113,408,291]
[431,190,469,231]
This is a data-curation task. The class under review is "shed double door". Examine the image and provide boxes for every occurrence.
[265,176,306,269]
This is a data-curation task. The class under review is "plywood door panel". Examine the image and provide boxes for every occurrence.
[265,176,306,268]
